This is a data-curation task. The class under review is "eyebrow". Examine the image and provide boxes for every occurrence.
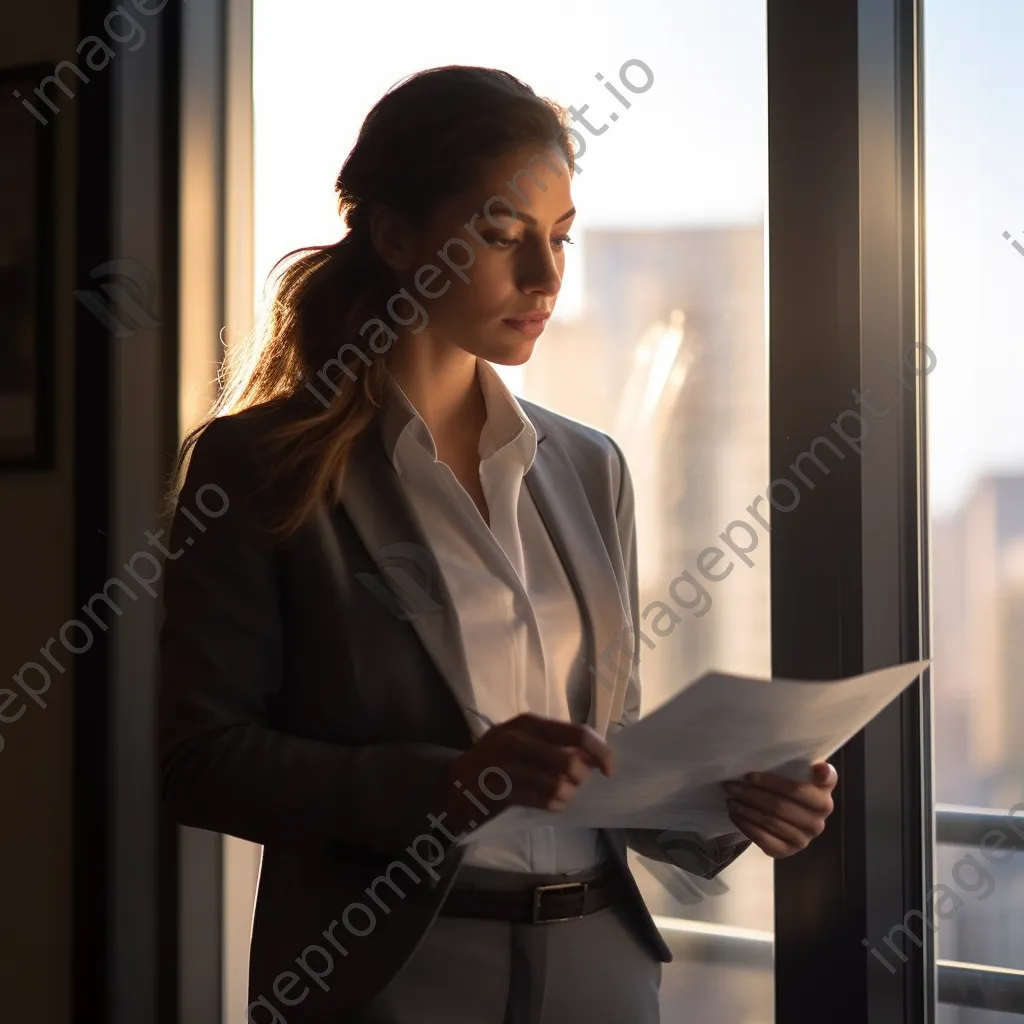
[500,206,576,227]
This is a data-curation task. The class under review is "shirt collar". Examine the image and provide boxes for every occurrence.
[379,359,538,477]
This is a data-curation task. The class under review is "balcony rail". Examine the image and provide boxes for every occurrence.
[935,802,1024,852]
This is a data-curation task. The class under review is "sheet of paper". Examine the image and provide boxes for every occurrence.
[459,659,930,845]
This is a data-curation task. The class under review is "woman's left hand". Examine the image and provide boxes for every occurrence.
[721,762,838,858]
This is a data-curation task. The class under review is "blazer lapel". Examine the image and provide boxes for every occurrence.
[337,409,633,742]
[337,425,477,722]
[524,433,633,739]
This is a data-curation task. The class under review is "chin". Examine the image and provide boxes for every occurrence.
[465,328,536,366]
[485,339,536,366]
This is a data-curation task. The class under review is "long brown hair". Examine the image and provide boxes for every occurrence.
[164,65,575,541]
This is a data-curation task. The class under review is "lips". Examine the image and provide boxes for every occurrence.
[501,314,551,337]
[504,313,550,324]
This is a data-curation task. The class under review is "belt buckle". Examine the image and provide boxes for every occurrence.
[532,881,589,924]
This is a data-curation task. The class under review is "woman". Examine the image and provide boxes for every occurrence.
[159,65,837,1024]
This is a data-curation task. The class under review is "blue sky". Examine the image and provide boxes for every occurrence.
[923,0,1024,515]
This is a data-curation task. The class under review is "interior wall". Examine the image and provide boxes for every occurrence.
[0,2,78,1023]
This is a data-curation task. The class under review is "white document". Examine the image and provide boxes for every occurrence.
[459,659,931,845]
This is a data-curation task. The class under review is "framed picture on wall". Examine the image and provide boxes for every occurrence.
[0,63,56,471]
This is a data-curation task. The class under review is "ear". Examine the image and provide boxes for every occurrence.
[369,206,418,272]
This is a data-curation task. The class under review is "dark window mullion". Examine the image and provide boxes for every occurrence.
[768,1,929,1023]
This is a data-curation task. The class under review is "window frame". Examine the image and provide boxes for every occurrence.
[768,0,933,1022]
[82,0,951,1021]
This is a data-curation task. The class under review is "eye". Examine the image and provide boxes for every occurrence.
[490,234,519,249]
[552,234,574,250]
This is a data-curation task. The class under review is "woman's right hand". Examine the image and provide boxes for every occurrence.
[438,713,615,834]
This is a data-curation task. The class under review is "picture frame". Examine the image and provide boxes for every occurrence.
[0,63,56,471]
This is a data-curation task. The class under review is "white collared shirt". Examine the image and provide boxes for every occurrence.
[380,359,605,874]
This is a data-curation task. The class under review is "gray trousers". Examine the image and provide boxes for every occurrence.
[354,866,662,1024]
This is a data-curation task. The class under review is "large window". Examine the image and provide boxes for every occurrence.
[923,1,1024,1018]
[252,2,771,1021]
[97,0,1024,1020]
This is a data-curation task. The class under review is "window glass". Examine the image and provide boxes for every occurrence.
[923,1,1024,1016]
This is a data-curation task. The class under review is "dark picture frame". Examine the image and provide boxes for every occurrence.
[0,63,56,471]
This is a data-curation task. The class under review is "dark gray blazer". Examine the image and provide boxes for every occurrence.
[158,393,750,1022]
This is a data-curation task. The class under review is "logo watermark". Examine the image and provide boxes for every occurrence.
[73,257,162,337]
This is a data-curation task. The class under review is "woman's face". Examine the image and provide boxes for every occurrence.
[381,141,575,367]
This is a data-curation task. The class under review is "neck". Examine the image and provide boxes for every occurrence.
[388,338,487,457]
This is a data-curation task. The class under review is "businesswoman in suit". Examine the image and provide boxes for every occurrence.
[159,65,838,1023]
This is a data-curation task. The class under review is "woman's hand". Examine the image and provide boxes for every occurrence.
[721,762,838,858]
[439,713,614,834]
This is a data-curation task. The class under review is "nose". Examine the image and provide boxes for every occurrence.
[516,239,562,298]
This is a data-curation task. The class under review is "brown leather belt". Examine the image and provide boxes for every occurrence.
[439,867,615,925]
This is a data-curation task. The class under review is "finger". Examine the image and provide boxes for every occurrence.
[504,733,594,784]
[812,761,838,788]
[740,772,835,814]
[530,721,614,777]
[727,799,812,849]
[573,726,615,776]
[728,812,797,858]
[514,716,615,776]
[785,782,834,816]
[481,761,579,805]
[723,783,829,833]
[741,771,805,797]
